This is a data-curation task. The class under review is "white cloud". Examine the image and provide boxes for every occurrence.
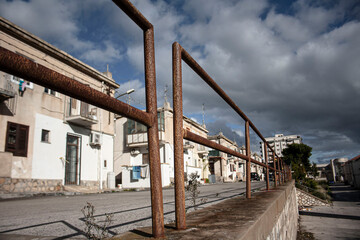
[1,0,358,161]
[80,41,123,64]
[0,0,92,51]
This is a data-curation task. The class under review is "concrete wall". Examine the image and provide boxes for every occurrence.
[158,180,299,240]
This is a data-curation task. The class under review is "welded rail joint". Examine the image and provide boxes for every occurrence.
[172,41,289,230]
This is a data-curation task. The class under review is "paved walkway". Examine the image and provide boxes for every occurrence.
[299,183,360,240]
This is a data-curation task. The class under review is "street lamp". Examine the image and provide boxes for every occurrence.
[115,88,135,99]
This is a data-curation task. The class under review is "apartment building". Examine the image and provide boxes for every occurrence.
[260,134,302,158]
[0,17,119,193]
[114,102,209,189]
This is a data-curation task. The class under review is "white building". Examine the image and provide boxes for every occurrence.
[260,134,302,158]
[114,102,209,189]
[0,17,119,193]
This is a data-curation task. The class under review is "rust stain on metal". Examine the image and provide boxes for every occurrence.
[264,143,270,190]
[245,121,251,199]
[0,47,152,127]
[172,42,186,230]
[143,26,165,238]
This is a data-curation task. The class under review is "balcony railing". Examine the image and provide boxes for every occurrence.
[127,131,165,147]
[0,76,16,102]
[65,99,98,126]
[208,150,220,157]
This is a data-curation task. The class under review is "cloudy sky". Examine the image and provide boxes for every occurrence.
[1,0,359,163]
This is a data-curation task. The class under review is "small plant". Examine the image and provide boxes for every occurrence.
[185,173,207,211]
[81,202,113,240]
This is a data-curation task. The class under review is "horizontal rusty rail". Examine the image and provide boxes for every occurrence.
[184,130,276,171]
[0,47,153,127]
[113,0,152,31]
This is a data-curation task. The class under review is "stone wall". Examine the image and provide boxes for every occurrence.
[0,177,63,193]
[296,188,330,208]
[0,177,109,194]
[266,183,299,240]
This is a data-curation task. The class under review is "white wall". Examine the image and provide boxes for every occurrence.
[32,113,113,186]
[122,166,150,188]
[32,114,65,180]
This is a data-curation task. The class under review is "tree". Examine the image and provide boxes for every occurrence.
[282,143,312,181]
[310,162,319,179]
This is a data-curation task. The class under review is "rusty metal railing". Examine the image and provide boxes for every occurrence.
[0,0,165,237]
[172,42,289,230]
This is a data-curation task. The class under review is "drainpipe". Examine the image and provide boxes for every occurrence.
[98,81,105,190]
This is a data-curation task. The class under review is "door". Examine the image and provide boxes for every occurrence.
[65,135,80,185]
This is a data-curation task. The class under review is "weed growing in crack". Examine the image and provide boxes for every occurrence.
[185,173,207,211]
[81,202,113,240]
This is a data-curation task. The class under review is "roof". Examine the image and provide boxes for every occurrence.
[0,17,119,89]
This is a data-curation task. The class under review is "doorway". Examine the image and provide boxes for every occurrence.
[65,134,80,185]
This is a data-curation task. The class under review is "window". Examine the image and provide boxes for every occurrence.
[158,112,165,131]
[5,122,29,157]
[11,75,33,89]
[44,88,56,96]
[127,119,147,134]
[41,129,50,143]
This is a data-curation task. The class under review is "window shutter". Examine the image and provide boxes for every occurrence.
[5,122,29,157]
[16,125,29,157]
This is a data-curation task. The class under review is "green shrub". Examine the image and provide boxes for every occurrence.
[304,178,318,190]
[312,191,326,200]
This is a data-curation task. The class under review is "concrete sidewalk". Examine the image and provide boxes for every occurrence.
[299,183,360,240]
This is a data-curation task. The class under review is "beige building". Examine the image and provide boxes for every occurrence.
[114,102,209,188]
[208,132,246,182]
[0,17,119,193]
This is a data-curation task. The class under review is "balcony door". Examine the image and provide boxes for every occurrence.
[65,134,81,185]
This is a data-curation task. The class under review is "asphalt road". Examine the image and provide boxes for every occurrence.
[0,181,265,239]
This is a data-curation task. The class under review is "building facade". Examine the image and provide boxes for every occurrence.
[208,133,246,183]
[261,134,302,158]
[0,17,119,193]
[114,102,209,189]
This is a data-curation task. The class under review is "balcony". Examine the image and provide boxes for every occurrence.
[126,114,165,147]
[197,144,207,154]
[127,131,165,147]
[0,76,15,102]
[65,99,98,126]
[208,150,220,157]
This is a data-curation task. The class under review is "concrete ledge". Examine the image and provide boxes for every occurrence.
[113,180,297,239]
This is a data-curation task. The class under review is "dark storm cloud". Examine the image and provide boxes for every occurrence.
[1,0,358,162]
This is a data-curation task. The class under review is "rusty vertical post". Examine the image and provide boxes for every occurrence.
[277,154,281,185]
[281,159,284,183]
[144,28,164,238]
[264,143,269,190]
[245,121,251,198]
[273,151,277,188]
[172,42,186,230]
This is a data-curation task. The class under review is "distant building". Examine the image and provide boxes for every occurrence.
[260,134,302,158]
[208,132,244,183]
[316,163,328,180]
[114,102,209,189]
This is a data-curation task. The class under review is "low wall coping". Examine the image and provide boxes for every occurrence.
[113,180,296,239]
